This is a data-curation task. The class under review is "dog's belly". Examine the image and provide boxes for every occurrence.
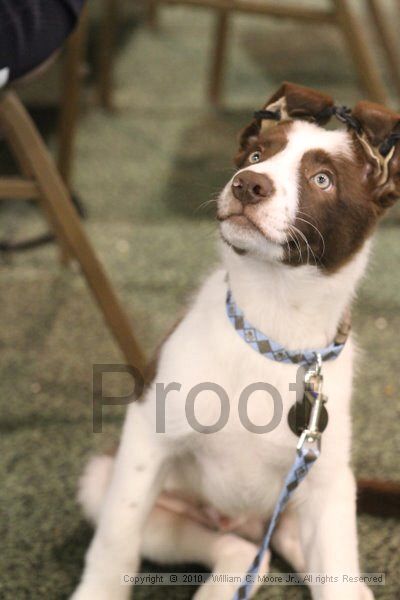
[165,434,293,520]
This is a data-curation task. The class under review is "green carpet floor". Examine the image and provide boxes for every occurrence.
[1,4,399,599]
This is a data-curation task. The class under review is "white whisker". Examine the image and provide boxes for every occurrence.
[295,213,326,257]
[288,226,303,263]
[290,225,319,266]
[196,198,218,212]
[284,233,291,262]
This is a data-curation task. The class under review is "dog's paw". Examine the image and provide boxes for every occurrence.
[70,581,131,600]
[193,535,269,600]
[70,583,106,600]
[360,583,374,600]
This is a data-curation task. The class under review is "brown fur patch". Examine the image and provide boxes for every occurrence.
[235,121,291,168]
[282,146,382,273]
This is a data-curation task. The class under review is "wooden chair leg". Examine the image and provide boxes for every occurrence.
[147,0,160,30]
[57,6,89,262]
[0,91,145,371]
[357,478,400,519]
[365,0,400,98]
[332,0,388,104]
[0,170,72,261]
[208,8,230,108]
[58,5,89,187]
[1,101,72,262]
[97,0,119,111]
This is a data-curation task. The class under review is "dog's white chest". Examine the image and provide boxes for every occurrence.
[152,267,354,520]
[186,429,294,518]
[159,340,304,517]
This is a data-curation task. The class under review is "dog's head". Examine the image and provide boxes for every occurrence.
[217,82,400,272]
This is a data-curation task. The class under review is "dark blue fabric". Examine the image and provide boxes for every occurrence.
[0,0,86,83]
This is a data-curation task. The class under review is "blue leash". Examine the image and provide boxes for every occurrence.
[224,285,336,599]
[232,356,326,600]
[232,445,319,600]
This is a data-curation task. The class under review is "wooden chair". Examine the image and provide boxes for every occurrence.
[148,0,400,107]
[97,0,120,111]
[0,89,145,372]
[58,1,119,187]
[57,2,89,187]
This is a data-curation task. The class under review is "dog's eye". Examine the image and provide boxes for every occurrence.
[248,151,261,164]
[312,172,332,190]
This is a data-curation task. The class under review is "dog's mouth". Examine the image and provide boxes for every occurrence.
[217,214,257,254]
[218,212,285,245]
[218,213,257,229]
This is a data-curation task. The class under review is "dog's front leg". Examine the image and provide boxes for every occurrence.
[71,404,167,600]
[297,465,373,600]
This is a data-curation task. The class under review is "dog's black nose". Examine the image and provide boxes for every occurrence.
[231,171,274,205]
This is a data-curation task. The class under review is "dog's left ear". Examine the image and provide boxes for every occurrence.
[264,82,335,124]
[352,101,400,207]
[235,82,334,167]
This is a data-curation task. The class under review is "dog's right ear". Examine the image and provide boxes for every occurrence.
[351,100,400,206]
[235,82,335,167]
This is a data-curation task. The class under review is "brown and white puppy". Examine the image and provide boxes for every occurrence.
[71,83,400,600]
[220,84,399,274]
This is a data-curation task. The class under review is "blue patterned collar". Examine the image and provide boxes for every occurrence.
[226,289,350,367]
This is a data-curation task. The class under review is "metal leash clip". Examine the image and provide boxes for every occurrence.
[297,353,328,454]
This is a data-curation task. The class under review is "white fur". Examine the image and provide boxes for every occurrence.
[72,122,374,600]
[77,455,113,524]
